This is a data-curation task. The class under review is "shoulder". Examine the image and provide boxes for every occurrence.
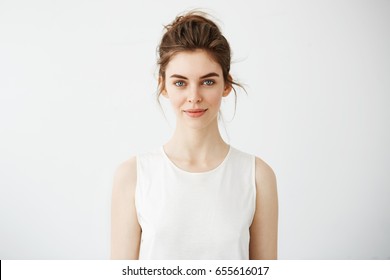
[112,156,137,194]
[254,156,278,201]
[250,156,278,259]
[230,147,276,191]
[111,156,141,259]
[255,157,276,187]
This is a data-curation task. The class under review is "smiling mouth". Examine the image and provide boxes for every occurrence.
[182,108,208,118]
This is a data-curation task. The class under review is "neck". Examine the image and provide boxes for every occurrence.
[164,119,228,161]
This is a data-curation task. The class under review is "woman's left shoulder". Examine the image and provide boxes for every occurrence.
[254,156,277,192]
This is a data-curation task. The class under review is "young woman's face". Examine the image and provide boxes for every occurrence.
[162,49,231,129]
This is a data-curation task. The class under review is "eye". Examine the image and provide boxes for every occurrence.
[203,79,215,86]
[174,81,186,87]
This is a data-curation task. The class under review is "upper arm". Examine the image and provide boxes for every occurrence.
[111,156,141,259]
[249,157,278,260]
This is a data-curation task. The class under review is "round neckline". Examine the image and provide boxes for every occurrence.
[160,145,232,175]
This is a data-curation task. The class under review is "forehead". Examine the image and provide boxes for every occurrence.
[165,50,222,77]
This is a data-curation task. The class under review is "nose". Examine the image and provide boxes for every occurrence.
[187,85,202,103]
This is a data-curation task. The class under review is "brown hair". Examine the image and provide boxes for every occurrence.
[157,11,244,100]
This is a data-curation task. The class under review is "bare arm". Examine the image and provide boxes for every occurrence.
[111,157,141,259]
[249,157,279,260]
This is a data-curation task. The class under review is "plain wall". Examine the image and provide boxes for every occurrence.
[0,0,389,259]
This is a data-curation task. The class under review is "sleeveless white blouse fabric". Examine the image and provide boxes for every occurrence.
[135,146,256,260]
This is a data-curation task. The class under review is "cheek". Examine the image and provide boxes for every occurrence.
[206,93,223,107]
[168,93,185,109]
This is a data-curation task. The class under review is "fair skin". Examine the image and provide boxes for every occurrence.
[111,49,278,259]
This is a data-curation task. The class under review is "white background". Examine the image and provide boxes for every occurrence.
[0,0,389,259]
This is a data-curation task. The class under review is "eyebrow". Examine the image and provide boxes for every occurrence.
[169,72,220,79]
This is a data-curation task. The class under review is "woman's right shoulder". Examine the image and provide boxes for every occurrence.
[112,156,137,192]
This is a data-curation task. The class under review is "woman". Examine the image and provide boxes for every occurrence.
[111,11,278,260]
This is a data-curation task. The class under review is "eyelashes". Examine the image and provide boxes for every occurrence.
[174,80,215,87]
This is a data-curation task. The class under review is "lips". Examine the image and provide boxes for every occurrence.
[183,109,208,113]
[183,108,208,118]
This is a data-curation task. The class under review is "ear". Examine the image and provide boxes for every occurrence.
[161,89,169,98]
[223,84,232,97]
[158,76,168,98]
[222,74,233,97]
[222,78,232,97]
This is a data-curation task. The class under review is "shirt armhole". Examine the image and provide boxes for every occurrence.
[134,155,141,223]
[249,155,257,226]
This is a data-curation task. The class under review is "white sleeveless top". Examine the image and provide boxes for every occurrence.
[135,146,256,260]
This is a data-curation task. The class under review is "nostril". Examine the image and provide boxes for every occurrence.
[187,98,202,103]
